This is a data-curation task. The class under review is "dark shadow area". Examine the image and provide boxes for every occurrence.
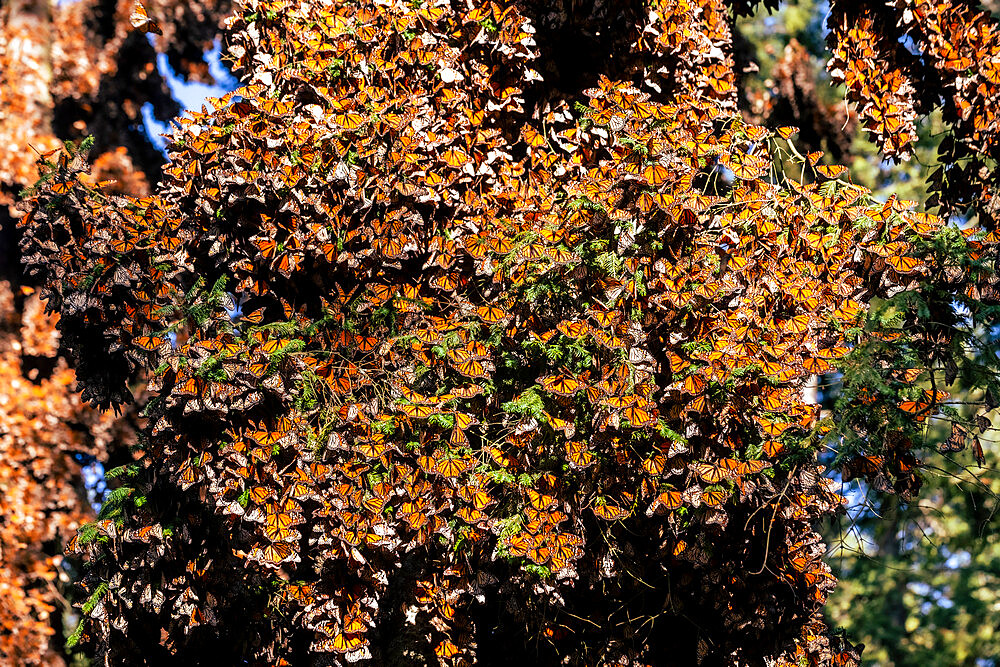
[516,0,647,100]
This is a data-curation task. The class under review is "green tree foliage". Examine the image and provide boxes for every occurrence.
[828,456,1000,666]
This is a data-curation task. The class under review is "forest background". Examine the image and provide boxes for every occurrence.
[0,0,998,666]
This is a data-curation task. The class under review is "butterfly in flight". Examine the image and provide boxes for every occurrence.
[129,2,162,35]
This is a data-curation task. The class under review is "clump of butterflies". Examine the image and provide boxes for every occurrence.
[20,1,1000,666]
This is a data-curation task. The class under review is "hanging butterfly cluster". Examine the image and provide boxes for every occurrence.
[826,0,1000,471]
[0,2,231,661]
[17,0,997,665]
[0,283,125,665]
[829,0,1000,224]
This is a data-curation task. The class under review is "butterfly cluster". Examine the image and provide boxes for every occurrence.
[0,284,128,665]
[829,0,1000,225]
[17,0,1000,666]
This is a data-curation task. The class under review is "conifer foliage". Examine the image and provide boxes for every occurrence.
[17,1,1000,665]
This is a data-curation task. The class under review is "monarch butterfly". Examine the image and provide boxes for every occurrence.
[178,463,202,489]
[353,21,378,42]
[323,374,350,395]
[450,384,483,398]
[448,346,475,364]
[489,236,513,254]
[518,243,546,261]
[666,352,689,374]
[254,238,278,260]
[341,611,369,635]
[175,376,204,398]
[400,403,439,418]
[604,395,637,409]
[802,356,831,374]
[134,335,166,352]
[505,532,533,557]
[642,163,670,186]
[623,405,655,427]
[763,439,784,457]
[129,1,162,34]
[334,112,366,130]
[284,584,315,605]
[637,191,659,213]
[701,488,728,507]
[416,454,439,475]
[263,520,301,543]
[756,416,792,436]
[248,485,271,505]
[832,299,861,322]
[249,541,299,567]
[886,255,921,274]
[656,490,684,511]
[526,488,557,511]
[689,461,730,485]
[684,374,707,394]
[525,507,565,528]
[249,427,284,448]
[556,319,589,339]
[565,441,595,469]
[782,314,810,334]
[261,338,294,355]
[736,459,770,475]
[110,237,136,253]
[360,493,387,514]
[456,506,485,524]
[815,164,847,179]
[448,424,468,447]
[549,544,579,571]
[459,486,494,510]
[899,400,930,415]
[226,95,255,118]
[354,439,390,459]
[354,335,378,352]
[547,246,576,265]
[52,180,76,195]
[477,305,508,323]
[592,501,629,521]
[330,632,366,654]
[723,151,766,181]
[453,411,478,431]
[554,531,583,549]
[522,125,546,148]
[441,147,469,168]
[435,640,461,659]
[541,374,582,396]
[594,330,626,350]
[453,358,489,378]
[527,544,552,565]
[642,452,666,476]
[218,339,242,356]
[464,234,491,259]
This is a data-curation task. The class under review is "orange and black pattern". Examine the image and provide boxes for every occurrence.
[17,1,1000,665]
